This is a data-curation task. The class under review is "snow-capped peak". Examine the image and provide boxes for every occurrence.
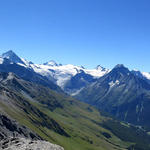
[96,65,106,71]
[2,50,25,65]
[0,50,110,90]
[2,50,14,58]
[43,60,58,66]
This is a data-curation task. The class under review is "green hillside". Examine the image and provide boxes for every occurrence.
[0,72,150,150]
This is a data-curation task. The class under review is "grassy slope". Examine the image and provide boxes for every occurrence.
[0,92,129,150]
[0,77,149,150]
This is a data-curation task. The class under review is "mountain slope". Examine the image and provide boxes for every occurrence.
[63,70,97,95]
[132,70,150,84]
[0,72,150,150]
[76,64,150,128]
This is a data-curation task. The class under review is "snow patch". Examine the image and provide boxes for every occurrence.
[109,80,120,88]
[85,69,109,78]
[29,63,109,88]
[142,72,150,80]
[44,60,58,66]
[0,57,4,64]
[7,72,14,80]
[71,88,84,96]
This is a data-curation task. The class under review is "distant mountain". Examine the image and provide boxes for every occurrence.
[0,72,150,150]
[2,50,150,95]
[1,50,109,95]
[76,64,150,128]
[29,63,109,95]
[2,50,150,129]
[2,50,25,65]
[0,51,63,93]
[43,60,59,66]
[96,65,107,71]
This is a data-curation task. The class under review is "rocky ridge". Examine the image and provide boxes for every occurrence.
[0,113,64,150]
[0,137,64,150]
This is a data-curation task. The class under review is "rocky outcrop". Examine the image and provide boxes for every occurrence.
[0,114,41,140]
[0,114,64,150]
[0,137,64,150]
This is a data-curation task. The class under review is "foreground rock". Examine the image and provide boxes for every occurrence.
[0,137,64,150]
[0,113,64,150]
[0,113,41,140]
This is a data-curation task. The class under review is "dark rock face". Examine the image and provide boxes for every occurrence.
[0,114,64,150]
[64,70,96,95]
[0,113,39,148]
[132,70,150,84]
[0,113,41,140]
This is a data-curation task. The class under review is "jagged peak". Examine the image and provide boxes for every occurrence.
[110,64,130,75]
[112,64,130,71]
[2,50,16,57]
[114,64,126,69]
[96,65,106,71]
[2,50,25,65]
[80,66,85,69]
[43,60,58,66]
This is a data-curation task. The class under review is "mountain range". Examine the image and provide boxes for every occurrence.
[0,50,150,149]
[1,50,150,95]
[0,50,110,95]
[76,64,150,129]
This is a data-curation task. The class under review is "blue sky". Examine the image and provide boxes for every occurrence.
[0,0,150,71]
